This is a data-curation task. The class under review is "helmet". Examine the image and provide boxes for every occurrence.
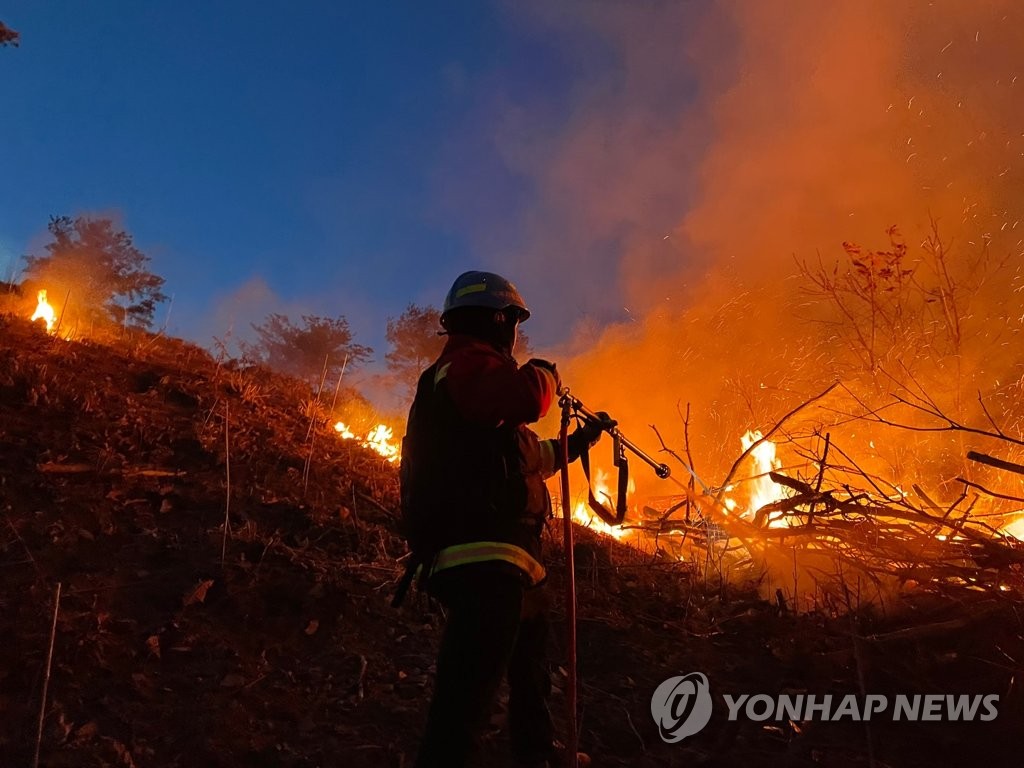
[442,270,530,321]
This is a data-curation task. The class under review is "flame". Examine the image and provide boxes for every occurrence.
[30,290,57,333]
[1002,514,1024,540]
[334,421,400,463]
[363,424,400,463]
[722,430,792,527]
[740,430,783,515]
[570,467,631,540]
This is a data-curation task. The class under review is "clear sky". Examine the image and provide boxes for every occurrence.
[2,2,680,365]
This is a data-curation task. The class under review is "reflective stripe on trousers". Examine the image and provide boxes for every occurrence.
[431,541,546,586]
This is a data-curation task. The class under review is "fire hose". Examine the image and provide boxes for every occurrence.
[557,387,672,768]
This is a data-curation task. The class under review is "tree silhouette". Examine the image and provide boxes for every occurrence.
[385,304,445,397]
[248,313,372,387]
[24,215,167,328]
[0,22,19,47]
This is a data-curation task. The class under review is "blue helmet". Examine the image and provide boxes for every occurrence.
[442,271,530,321]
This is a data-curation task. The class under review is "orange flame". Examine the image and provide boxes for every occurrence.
[570,467,632,540]
[30,290,56,333]
[723,430,792,527]
[334,421,400,463]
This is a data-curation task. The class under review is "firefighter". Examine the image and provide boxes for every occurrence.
[400,271,605,768]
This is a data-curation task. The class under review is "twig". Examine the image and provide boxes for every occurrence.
[624,707,646,751]
[221,401,231,567]
[807,432,831,525]
[872,392,1024,446]
[356,490,394,518]
[303,353,334,494]
[33,582,61,768]
[53,288,71,338]
[357,654,368,700]
[160,292,175,333]
[6,514,38,573]
[865,615,981,643]
[956,477,1024,504]
[329,354,350,414]
[678,401,697,521]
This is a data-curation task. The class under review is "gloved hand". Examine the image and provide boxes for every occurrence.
[567,411,616,462]
[526,358,561,392]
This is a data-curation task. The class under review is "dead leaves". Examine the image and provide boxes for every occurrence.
[182,578,214,607]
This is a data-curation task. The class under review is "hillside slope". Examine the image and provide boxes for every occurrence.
[1,316,1022,768]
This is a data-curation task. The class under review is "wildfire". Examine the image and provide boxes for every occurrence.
[30,290,57,333]
[334,421,400,463]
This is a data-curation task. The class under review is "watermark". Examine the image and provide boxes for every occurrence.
[650,672,714,742]
[651,673,1000,743]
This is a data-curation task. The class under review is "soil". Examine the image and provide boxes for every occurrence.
[1,315,1022,768]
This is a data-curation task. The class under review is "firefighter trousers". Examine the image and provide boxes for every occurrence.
[414,563,553,768]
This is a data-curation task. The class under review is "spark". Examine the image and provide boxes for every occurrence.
[906,153,918,163]
[940,40,952,53]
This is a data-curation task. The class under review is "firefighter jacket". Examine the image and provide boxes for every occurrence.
[399,333,560,586]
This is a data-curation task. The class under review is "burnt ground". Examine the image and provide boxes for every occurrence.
[1,314,1023,768]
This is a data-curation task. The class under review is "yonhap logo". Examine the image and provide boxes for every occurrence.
[651,672,714,742]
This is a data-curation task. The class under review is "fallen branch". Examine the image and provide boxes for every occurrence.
[967,451,1024,476]
[36,463,94,474]
[865,614,987,644]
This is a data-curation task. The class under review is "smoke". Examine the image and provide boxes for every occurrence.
[486,1,1024,474]
[480,1,1024,599]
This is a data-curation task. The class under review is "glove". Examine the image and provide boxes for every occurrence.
[526,358,561,392]
[567,411,616,462]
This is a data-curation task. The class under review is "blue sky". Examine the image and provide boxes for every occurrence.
[3,2,669,362]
